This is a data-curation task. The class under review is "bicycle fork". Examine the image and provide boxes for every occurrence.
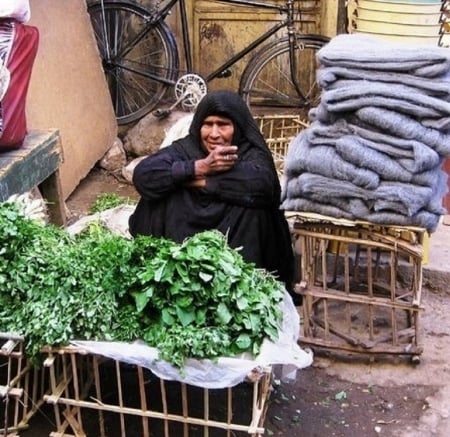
[287,0,308,104]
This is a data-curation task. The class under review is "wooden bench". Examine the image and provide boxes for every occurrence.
[0,129,66,226]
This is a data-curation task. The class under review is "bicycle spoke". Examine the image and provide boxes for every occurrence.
[240,35,328,116]
[88,2,179,124]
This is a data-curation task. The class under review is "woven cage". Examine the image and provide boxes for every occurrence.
[0,332,48,436]
[289,213,426,362]
[255,115,308,177]
[42,346,273,437]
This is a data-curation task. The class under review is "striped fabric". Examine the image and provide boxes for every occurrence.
[0,20,15,136]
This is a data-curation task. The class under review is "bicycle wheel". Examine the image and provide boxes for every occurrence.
[88,2,179,124]
[239,34,329,117]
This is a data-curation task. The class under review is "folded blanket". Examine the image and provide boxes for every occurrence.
[285,173,371,216]
[320,81,450,120]
[411,166,443,188]
[426,170,449,215]
[365,210,441,232]
[282,197,441,232]
[336,137,417,182]
[421,116,450,131]
[281,179,443,232]
[317,67,450,99]
[373,181,433,216]
[355,107,450,157]
[317,34,450,78]
[308,119,440,174]
[284,130,379,189]
[285,172,436,217]
[281,197,355,220]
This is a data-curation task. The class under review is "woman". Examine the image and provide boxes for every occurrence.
[129,90,296,295]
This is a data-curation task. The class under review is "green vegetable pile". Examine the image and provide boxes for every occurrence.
[0,202,285,369]
[88,192,136,214]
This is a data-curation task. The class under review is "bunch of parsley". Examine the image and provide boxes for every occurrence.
[0,203,285,369]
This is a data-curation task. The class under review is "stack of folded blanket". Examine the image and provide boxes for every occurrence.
[281,34,450,232]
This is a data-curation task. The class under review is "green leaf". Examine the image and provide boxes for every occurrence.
[217,303,232,325]
[236,296,248,311]
[176,307,196,327]
[161,308,176,326]
[199,271,213,282]
[335,391,347,401]
[235,333,251,350]
[154,262,167,282]
[176,295,194,308]
[133,288,153,313]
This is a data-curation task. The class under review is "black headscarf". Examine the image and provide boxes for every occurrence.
[193,90,271,148]
[185,89,280,198]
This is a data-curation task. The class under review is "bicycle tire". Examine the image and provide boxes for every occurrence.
[88,1,179,124]
[239,34,329,117]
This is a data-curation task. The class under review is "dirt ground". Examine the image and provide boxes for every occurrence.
[14,167,449,436]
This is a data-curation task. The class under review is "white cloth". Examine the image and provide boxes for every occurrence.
[0,61,10,101]
[0,0,31,23]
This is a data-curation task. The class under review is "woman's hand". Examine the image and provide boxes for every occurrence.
[195,145,238,176]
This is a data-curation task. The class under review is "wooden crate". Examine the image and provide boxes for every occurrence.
[0,332,48,436]
[255,115,308,177]
[289,213,426,362]
[42,346,273,437]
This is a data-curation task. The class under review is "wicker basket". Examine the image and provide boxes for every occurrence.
[255,115,308,176]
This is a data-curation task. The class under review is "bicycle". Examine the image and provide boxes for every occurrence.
[87,0,329,124]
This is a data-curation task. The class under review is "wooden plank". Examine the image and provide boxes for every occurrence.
[0,130,62,201]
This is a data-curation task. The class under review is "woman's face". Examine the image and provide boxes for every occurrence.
[200,115,235,153]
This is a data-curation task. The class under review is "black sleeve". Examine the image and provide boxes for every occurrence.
[205,149,279,208]
[132,147,196,202]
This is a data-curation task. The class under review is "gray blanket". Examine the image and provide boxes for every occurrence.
[281,173,445,232]
[284,173,437,217]
[317,34,450,78]
[308,119,440,174]
[284,130,379,189]
[319,81,450,120]
[354,107,450,156]
[282,34,450,233]
[317,67,450,99]
[281,194,441,232]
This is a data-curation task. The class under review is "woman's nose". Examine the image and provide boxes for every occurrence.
[210,124,220,137]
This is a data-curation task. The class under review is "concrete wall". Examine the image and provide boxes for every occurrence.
[26,0,117,200]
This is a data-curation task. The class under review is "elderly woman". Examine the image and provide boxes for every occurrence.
[129,90,296,296]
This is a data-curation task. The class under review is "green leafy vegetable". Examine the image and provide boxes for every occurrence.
[0,202,285,369]
[89,192,136,214]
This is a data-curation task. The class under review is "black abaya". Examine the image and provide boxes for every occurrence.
[129,90,295,291]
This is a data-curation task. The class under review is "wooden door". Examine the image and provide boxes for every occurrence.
[191,0,323,92]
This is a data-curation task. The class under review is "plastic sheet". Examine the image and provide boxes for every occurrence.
[71,291,312,389]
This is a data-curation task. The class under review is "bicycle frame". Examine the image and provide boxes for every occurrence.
[122,0,302,86]
[90,0,327,123]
